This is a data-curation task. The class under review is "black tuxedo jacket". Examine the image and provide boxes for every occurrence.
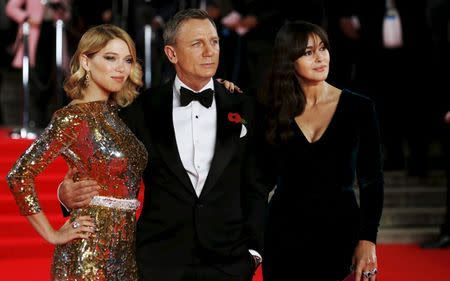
[121,79,269,280]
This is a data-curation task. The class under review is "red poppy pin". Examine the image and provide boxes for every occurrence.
[228,112,246,124]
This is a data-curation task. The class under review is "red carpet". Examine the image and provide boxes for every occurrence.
[1,127,450,280]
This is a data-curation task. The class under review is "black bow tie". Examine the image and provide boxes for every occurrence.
[179,87,214,108]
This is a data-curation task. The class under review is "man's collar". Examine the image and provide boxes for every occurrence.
[174,75,214,96]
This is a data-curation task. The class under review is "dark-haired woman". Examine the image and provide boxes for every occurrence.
[260,21,384,281]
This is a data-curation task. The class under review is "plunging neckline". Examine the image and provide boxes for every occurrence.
[294,89,345,144]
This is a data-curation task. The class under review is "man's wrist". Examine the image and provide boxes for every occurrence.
[249,249,262,268]
[252,255,262,268]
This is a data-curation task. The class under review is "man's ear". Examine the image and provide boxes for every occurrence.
[164,46,177,64]
[80,54,90,72]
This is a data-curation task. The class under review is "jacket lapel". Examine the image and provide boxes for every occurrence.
[151,82,196,196]
[200,81,241,198]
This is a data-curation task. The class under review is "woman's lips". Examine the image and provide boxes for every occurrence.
[314,66,327,72]
[111,76,125,83]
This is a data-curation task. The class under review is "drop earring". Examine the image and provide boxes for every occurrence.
[84,72,90,87]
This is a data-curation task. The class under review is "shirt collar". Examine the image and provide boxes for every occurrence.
[174,75,214,96]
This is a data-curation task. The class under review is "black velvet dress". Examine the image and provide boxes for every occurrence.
[262,90,384,281]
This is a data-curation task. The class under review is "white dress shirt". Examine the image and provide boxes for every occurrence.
[172,77,262,262]
[172,76,217,197]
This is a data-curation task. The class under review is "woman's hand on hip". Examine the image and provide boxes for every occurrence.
[49,216,96,245]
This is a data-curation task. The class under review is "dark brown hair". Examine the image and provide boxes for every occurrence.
[261,21,329,144]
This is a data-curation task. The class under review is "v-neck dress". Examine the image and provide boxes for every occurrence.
[262,90,384,281]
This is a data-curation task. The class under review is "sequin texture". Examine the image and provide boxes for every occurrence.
[7,100,147,280]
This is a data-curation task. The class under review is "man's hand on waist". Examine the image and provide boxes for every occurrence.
[58,167,100,210]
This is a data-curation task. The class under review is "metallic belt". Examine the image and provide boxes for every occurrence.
[90,196,140,210]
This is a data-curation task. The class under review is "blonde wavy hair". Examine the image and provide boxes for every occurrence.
[63,24,143,107]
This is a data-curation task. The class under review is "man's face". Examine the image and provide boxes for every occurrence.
[165,19,220,90]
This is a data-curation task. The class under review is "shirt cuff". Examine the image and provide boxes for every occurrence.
[248,249,262,262]
[57,181,71,212]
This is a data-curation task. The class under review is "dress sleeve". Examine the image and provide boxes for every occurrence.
[6,109,80,216]
[356,100,384,243]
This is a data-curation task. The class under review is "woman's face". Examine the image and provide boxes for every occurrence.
[294,34,330,84]
[84,38,133,95]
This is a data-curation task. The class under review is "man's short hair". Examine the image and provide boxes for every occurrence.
[163,8,217,45]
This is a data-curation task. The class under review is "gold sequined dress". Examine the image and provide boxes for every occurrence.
[7,100,148,281]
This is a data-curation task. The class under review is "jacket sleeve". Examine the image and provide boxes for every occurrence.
[241,96,275,254]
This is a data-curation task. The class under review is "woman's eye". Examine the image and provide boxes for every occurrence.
[304,51,312,56]
[126,58,133,64]
[104,56,115,61]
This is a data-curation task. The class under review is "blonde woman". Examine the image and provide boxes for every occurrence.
[7,24,147,280]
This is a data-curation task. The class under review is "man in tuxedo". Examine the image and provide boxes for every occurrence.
[59,8,269,281]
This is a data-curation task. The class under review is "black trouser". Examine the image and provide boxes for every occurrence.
[181,263,253,281]
[139,253,255,281]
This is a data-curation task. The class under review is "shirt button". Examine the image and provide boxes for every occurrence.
[195,115,199,119]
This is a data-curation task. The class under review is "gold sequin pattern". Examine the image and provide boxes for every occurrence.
[6,100,147,280]
[52,206,138,280]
